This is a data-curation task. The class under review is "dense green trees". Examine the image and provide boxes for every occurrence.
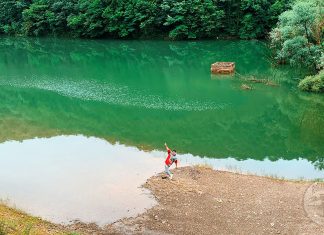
[270,0,323,69]
[159,0,224,39]
[1,1,322,91]
[270,0,323,92]
[0,0,291,39]
[0,0,30,34]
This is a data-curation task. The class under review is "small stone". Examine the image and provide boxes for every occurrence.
[270,223,275,227]
[241,84,252,90]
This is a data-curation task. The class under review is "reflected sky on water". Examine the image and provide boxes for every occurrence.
[0,135,322,225]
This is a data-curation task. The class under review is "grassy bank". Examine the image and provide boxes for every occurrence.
[0,203,75,235]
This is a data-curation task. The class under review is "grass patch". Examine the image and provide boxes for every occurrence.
[0,222,7,235]
[0,203,75,235]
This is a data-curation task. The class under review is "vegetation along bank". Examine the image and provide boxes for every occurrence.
[0,0,323,92]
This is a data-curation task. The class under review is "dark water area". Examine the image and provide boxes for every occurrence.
[0,36,323,173]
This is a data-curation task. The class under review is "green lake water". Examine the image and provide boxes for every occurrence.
[0,36,323,174]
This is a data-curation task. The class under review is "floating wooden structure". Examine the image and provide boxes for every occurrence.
[211,62,235,74]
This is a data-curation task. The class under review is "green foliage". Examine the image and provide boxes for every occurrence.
[0,0,31,35]
[67,0,108,38]
[161,0,224,39]
[270,0,323,70]
[101,1,138,38]
[48,1,76,35]
[0,0,290,39]
[314,156,324,170]
[280,36,321,68]
[0,221,6,235]
[22,1,52,36]
[239,0,268,39]
[23,223,32,235]
[298,70,324,92]
[239,0,292,39]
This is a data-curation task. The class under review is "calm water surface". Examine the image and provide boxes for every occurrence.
[0,37,323,162]
[0,37,323,223]
[0,136,161,225]
[0,135,322,225]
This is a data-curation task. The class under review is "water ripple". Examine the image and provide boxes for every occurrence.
[0,76,231,111]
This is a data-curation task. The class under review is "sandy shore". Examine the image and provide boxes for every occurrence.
[2,166,324,234]
[67,166,324,235]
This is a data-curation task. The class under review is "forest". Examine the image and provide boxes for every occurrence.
[0,0,292,39]
[0,0,323,92]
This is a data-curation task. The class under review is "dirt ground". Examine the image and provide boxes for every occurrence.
[70,166,324,235]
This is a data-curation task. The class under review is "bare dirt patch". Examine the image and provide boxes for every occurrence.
[106,166,324,235]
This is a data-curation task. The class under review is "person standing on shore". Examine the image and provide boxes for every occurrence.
[164,143,178,179]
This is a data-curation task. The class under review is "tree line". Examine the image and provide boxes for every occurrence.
[0,0,292,40]
[0,0,322,92]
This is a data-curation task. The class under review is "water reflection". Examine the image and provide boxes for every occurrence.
[0,135,322,225]
[0,37,323,171]
[0,136,161,225]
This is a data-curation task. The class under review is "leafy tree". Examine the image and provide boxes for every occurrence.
[0,0,31,34]
[48,0,76,35]
[239,0,270,39]
[67,0,108,38]
[133,0,159,37]
[270,0,323,70]
[161,0,224,39]
[217,0,241,37]
[22,1,52,36]
[239,0,291,39]
[101,0,137,38]
[270,0,324,92]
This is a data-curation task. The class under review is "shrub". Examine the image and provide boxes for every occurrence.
[298,70,324,92]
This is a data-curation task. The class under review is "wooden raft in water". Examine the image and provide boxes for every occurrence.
[211,62,235,74]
